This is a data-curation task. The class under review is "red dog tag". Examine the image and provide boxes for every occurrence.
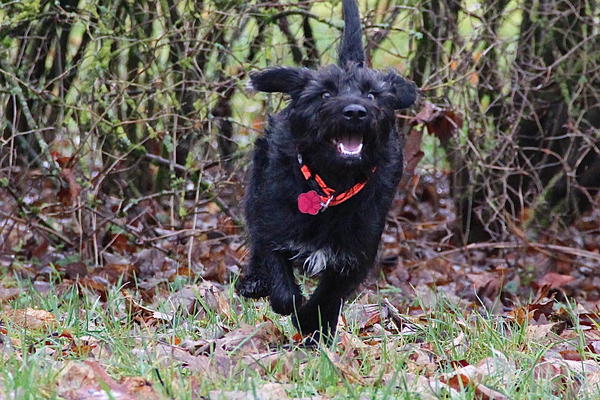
[297,190,322,215]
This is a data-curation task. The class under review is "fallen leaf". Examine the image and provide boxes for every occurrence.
[579,370,600,397]
[475,354,514,384]
[243,351,305,380]
[154,343,233,379]
[209,383,290,400]
[322,347,365,384]
[196,281,232,320]
[62,262,88,279]
[525,323,557,343]
[441,365,508,400]
[216,321,283,356]
[0,287,20,303]
[344,303,387,330]
[534,273,576,290]
[473,383,508,400]
[58,361,135,400]
[4,308,56,330]
[121,377,159,400]
[560,350,583,361]
[388,373,458,399]
[123,293,173,324]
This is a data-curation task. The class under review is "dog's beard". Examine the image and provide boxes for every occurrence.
[289,104,393,172]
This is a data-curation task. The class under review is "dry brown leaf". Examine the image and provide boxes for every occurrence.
[467,270,507,299]
[443,365,479,384]
[322,347,365,384]
[123,293,173,324]
[121,377,159,400]
[196,281,232,320]
[167,286,200,317]
[535,357,600,380]
[441,365,508,400]
[58,361,135,400]
[473,383,508,400]
[216,321,283,356]
[62,262,88,279]
[209,383,290,400]
[587,340,600,354]
[475,355,514,384]
[404,343,437,375]
[579,370,600,397]
[4,308,56,330]
[558,359,600,375]
[339,331,370,352]
[101,263,135,283]
[560,349,583,361]
[414,102,463,142]
[154,343,233,379]
[525,323,557,343]
[344,303,387,330]
[534,272,576,289]
[0,287,20,303]
[387,373,457,400]
[242,351,306,380]
[508,299,556,325]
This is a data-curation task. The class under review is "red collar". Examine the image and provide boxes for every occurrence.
[296,154,373,215]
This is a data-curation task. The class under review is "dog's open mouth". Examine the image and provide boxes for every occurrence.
[333,133,363,157]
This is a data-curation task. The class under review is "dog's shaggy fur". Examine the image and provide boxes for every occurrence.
[236,0,416,341]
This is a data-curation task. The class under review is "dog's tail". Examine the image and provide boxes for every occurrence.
[339,0,365,68]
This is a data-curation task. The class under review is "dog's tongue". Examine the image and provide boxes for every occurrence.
[337,133,363,155]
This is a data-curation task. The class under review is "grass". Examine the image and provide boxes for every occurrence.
[1,270,599,399]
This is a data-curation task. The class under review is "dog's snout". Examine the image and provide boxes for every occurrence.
[342,104,367,121]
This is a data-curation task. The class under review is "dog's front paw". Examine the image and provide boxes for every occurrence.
[291,308,319,335]
[235,274,270,299]
[270,288,304,316]
[292,306,339,343]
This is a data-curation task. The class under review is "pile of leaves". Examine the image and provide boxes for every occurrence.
[2,147,600,398]
[1,104,599,399]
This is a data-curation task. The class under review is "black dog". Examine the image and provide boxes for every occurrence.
[237,0,416,341]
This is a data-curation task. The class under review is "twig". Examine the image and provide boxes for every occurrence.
[0,209,74,247]
[409,241,600,268]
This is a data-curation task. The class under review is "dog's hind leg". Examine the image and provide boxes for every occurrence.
[292,268,368,343]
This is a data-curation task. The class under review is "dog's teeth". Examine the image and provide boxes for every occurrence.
[338,142,363,155]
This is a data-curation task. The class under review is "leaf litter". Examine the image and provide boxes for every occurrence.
[1,110,600,397]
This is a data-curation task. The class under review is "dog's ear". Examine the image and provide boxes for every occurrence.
[249,67,313,96]
[385,72,417,110]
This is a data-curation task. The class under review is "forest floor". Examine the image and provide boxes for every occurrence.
[1,170,600,399]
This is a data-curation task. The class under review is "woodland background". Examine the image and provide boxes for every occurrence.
[1,0,600,398]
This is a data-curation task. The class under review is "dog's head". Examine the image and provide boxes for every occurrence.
[248,0,416,169]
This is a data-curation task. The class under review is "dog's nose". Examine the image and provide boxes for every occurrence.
[342,104,367,121]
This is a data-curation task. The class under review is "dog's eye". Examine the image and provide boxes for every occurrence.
[367,92,376,101]
[321,92,332,100]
